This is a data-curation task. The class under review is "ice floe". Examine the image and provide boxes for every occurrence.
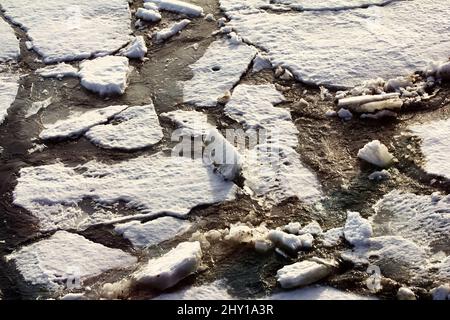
[154,280,233,300]
[85,104,163,150]
[36,63,79,79]
[276,259,335,289]
[13,153,238,231]
[222,0,450,87]
[115,217,192,249]
[6,231,137,291]
[155,19,191,43]
[267,285,374,300]
[136,8,162,23]
[161,109,214,137]
[0,74,19,125]
[343,212,372,246]
[1,0,132,63]
[357,140,394,168]
[0,18,20,62]
[397,287,416,300]
[182,37,257,107]
[25,97,52,118]
[119,36,148,60]
[145,0,204,17]
[410,119,450,180]
[79,56,130,96]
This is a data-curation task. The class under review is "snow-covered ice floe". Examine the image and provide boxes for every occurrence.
[161,109,214,137]
[79,56,130,96]
[410,119,450,180]
[154,280,234,300]
[1,0,132,63]
[119,36,148,60]
[267,285,375,300]
[136,8,162,23]
[154,19,191,43]
[36,63,79,79]
[0,74,19,125]
[6,231,137,291]
[221,0,450,87]
[115,217,192,249]
[276,259,335,289]
[13,153,238,231]
[145,0,204,17]
[270,0,400,11]
[0,18,20,62]
[182,37,257,107]
[85,104,164,150]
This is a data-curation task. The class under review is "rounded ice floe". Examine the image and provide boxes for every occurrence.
[276,259,333,289]
[182,37,257,107]
[1,0,133,63]
[85,104,164,150]
[79,56,130,96]
[0,18,20,62]
[0,74,19,125]
[6,231,137,291]
[13,153,238,231]
[132,241,202,291]
[114,217,192,249]
[223,0,450,87]
[410,119,450,180]
[357,140,394,168]
[343,211,372,246]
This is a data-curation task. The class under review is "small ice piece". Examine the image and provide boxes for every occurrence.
[161,109,214,137]
[337,108,352,121]
[252,53,272,73]
[205,13,215,22]
[40,105,128,140]
[268,230,303,252]
[325,109,337,117]
[145,0,204,17]
[384,77,413,92]
[344,211,372,246]
[6,231,137,291]
[436,62,450,80]
[0,18,20,62]
[182,38,257,107]
[431,285,450,300]
[0,74,19,125]
[322,227,343,248]
[79,56,130,96]
[397,287,416,300]
[155,19,191,43]
[25,97,52,118]
[276,260,332,289]
[283,222,301,235]
[120,36,148,60]
[60,293,87,300]
[357,140,394,168]
[132,241,202,291]
[299,221,322,236]
[225,224,255,244]
[85,104,163,150]
[338,93,399,108]
[36,63,79,79]
[143,2,159,10]
[298,233,314,249]
[115,217,192,248]
[154,280,233,300]
[135,8,162,22]
[368,170,390,181]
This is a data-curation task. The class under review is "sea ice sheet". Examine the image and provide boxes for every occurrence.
[0,74,19,125]
[0,18,20,62]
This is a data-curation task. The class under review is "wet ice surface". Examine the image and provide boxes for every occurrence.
[0,0,449,301]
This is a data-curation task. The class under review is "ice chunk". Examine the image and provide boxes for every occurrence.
[267,230,311,252]
[6,231,137,291]
[115,217,192,249]
[1,0,132,63]
[344,211,372,246]
[357,140,394,168]
[410,119,450,180]
[182,38,257,107]
[368,170,390,181]
[431,285,450,300]
[36,63,79,79]
[338,93,399,108]
[13,153,238,231]
[299,221,323,236]
[267,285,375,300]
[145,0,204,17]
[40,105,128,140]
[155,19,191,43]
[132,241,202,291]
[136,8,162,22]
[282,222,301,235]
[85,104,163,150]
[322,227,343,248]
[397,287,416,300]
[0,74,19,125]
[120,36,148,60]
[276,260,333,289]
[0,18,20,62]
[154,281,233,300]
[25,97,52,118]
[337,108,352,121]
[79,56,130,96]
[161,110,214,137]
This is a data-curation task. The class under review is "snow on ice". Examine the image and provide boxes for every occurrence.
[343,211,372,246]
[85,104,164,150]
[0,74,19,125]
[6,231,137,291]
[136,8,162,23]
[154,19,191,43]
[161,110,214,137]
[13,153,238,231]
[0,18,20,62]
[267,285,374,300]
[145,0,204,17]
[357,140,394,168]
[410,119,450,180]
[1,0,132,63]
[119,36,148,60]
[221,0,450,87]
[182,37,257,107]
[36,63,79,79]
[78,56,130,96]
[115,217,192,249]
[154,281,233,300]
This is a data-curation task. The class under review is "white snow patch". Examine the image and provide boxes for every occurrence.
[0,74,19,125]
[6,231,137,291]
[182,38,257,107]
[1,0,132,63]
[155,19,191,43]
[0,18,20,62]
[115,217,192,249]
[410,119,450,180]
[357,140,394,168]
[85,104,163,150]
[79,56,130,96]
[145,0,204,17]
[36,63,79,79]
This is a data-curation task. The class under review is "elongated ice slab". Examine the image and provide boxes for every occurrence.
[145,0,204,17]
[36,63,79,79]
[0,18,20,62]
[1,0,132,63]
[6,231,137,291]
[0,74,19,125]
